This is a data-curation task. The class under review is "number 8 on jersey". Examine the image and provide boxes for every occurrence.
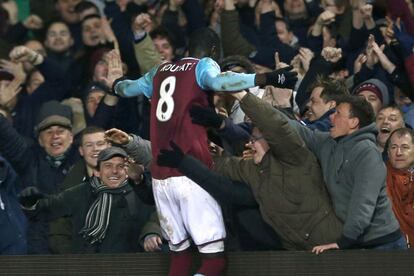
[156,76,176,122]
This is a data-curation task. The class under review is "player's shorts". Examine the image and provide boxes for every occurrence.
[152,176,226,251]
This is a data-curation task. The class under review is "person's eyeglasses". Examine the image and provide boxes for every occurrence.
[250,135,264,143]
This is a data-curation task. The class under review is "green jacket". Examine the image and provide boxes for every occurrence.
[213,93,342,250]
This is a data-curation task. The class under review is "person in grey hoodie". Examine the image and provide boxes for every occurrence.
[288,95,405,253]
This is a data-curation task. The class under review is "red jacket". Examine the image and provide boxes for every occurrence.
[386,162,414,247]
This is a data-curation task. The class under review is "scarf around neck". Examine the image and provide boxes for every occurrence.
[79,176,129,245]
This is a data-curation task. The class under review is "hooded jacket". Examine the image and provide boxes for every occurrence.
[290,121,401,248]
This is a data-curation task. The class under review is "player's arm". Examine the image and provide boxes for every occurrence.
[113,65,159,98]
[196,57,298,91]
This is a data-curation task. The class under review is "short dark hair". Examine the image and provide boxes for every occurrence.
[80,126,105,145]
[42,20,71,41]
[81,14,101,26]
[275,17,292,32]
[75,1,99,14]
[378,104,405,119]
[337,95,375,128]
[388,127,414,145]
[150,27,176,50]
[309,76,349,103]
[188,28,221,61]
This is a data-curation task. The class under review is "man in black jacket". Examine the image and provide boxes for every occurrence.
[19,147,162,253]
[0,100,79,253]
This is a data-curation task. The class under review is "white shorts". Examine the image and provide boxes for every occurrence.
[152,176,226,252]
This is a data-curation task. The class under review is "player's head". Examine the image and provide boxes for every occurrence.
[188,28,221,61]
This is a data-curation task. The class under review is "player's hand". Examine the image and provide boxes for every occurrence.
[263,65,298,89]
[143,234,163,252]
[157,141,184,168]
[189,105,225,129]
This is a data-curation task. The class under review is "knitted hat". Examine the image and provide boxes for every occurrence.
[35,100,73,134]
[353,79,390,106]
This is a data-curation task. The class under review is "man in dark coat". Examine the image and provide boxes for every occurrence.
[19,147,162,253]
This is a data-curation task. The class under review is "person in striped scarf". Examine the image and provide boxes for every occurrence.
[19,147,163,253]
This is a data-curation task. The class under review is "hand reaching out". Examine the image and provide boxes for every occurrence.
[105,128,130,145]
[0,76,22,108]
[312,243,339,255]
[298,47,314,72]
[321,47,342,63]
[359,4,373,20]
[99,50,123,89]
[353,53,367,74]
[365,35,379,69]
[132,13,153,33]
[9,46,44,65]
[0,59,26,82]
[143,234,163,252]
[23,14,43,30]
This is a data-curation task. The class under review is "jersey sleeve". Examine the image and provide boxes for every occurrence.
[195,57,256,92]
[114,65,159,98]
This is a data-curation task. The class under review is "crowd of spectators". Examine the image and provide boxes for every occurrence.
[1,0,414,261]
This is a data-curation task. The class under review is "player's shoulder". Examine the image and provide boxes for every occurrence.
[196,57,220,69]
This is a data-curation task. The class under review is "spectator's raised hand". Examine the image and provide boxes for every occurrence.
[242,142,254,160]
[99,50,123,89]
[9,46,44,65]
[1,0,18,25]
[143,234,163,252]
[0,75,22,108]
[274,51,289,70]
[380,17,395,45]
[298,47,314,73]
[105,128,130,145]
[359,4,373,21]
[353,53,367,74]
[132,13,153,33]
[371,39,396,73]
[101,17,118,46]
[365,35,379,69]
[316,10,336,26]
[263,86,293,107]
[0,59,26,82]
[157,141,184,168]
[321,47,342,63]
[23,14,43,30]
